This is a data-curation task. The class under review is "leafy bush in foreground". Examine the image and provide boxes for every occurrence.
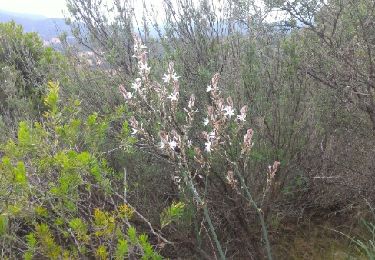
[0,82,162,259]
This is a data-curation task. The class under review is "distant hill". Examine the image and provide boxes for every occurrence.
[0,10,71,40]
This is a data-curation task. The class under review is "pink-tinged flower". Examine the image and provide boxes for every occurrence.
[211,73,220,88]
[244,129,253,144]
[167,62,175,73]
[205,141,212,153]
[119,84,126,94]
[242,128,254,154]
[223,105,235,118]
[119,85,132,100]
[237,105,248,122]
[188,94,195,109]
[159,131,169,149]
[226,170,237,187]
[267,161,281,184]
[129,116,140,134]
[240,105,248,114]
[207,106,214,118]
[269,161,280,173]
[226,97,234,107]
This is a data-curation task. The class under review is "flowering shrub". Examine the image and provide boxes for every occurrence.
[119,35,280,259]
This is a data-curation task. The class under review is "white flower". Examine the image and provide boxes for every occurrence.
[171,73,180,82]
[167,93,178,102]
[168,140,177,150]
[119,84,132,100]
[126,92,133,99]
[173,175,181,183]
[138,63,150,74]
[205,141,212,153]
[208,131,216,140]
[163,73,180,83]
[187,140,192,148]
[131,78,142,91]
[223,105,235,118]
[131,128,138,135]
[134,43,147,53]
[206,85,212,92]
[162,74,171,83]
[203,118,209,126]
[237,113,246,122]
[160,141,165,149]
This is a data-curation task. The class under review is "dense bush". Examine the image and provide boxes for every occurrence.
[0,82,162,259]
[1,0,375,258]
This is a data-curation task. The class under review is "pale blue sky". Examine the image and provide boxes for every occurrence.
[0,0,68,17]
[0,0,282,22]
[0,0,163,19]
[0,0,168,21]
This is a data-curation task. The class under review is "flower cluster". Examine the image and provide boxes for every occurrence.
[159,130,182,157]
[119,35,279,194]
[237,105,248,122]
[163,62,180,84]
[117,35,280,258]
[241,128,254,155]
[267,161,280,185]
[133,36,150,77]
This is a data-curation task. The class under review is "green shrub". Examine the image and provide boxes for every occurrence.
[0,82,161,259]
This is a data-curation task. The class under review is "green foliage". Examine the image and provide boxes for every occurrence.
[0,22,68,119]
[352,221,375,259]
[0,215,8,237]
[127,226,137,244]
[1,1,374,257]
[14,161,27,184]
[96,245,108,260]
[115,239,128,259]
[36,223,63,259]
[69,218,89,241]
[24,233,37,260]
[139,234,162,260]
[43,81,59,116]
[125,227,162,260]
[160,201,186,228]
[0,82,161,258]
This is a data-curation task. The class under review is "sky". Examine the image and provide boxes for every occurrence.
[0,0,169,20]
[0,0,284,21]
[0,0,165,19]
[0,0,68,18]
